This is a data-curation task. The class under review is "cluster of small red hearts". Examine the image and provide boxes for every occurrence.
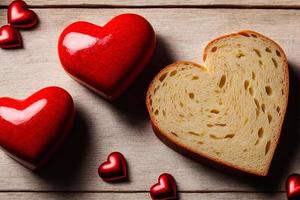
[98,152,178,199]
[0,0,38,49]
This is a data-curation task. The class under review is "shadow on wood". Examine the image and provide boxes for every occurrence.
[84,35,176,129]
[34,108,90,188]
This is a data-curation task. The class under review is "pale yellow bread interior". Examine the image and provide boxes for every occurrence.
[146,31,289,176]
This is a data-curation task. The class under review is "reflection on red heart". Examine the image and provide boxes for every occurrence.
[0,87,75,170]
[286,174,300,200]
[0,25,22,49]
[8,0,38,29]
[150,173,178,200]
[98,152,127,181]
[58,13,156,100]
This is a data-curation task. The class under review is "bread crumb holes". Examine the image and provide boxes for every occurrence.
[159,73,168,82]
[192,76,199,80]
[262,104,266,112]
[265,141,271,155]
[253,48,261,57]
[239,32,250,37]
[224,134,235,138]
[251,34,258,38]
[170,70,177,76]
[265,47,272,53]
[272,58,278,68]
[268,114,272,123]
[252,72,256,80]
[219,75,226,88]
[244,80,249,90]
[249,87,254,96]
[211,46,218,52]
[189,93,195,99]
[258,127,264,138]
[171,132,178,137]
[265,86,272,96]
[210,109,220,114]
[276,50,281,57]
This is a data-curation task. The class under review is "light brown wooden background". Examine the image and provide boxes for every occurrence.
[1,1,300,199]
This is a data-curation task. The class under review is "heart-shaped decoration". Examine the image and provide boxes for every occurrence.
[150,173,177,200]
[146,31,289,176]
[0,87,75,170]
[286,174,300,200]
[0,25,22,49]
[8,0,38,29]
[58,13,156,100]
[98,152,127,181]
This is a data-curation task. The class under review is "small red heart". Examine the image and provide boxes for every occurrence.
[58,13,156,100]
[0,25,22,49]
[0,87,75,170]
[150,173,178,200]
[98,152,127,182]
[286,174,300,200]
[8,0,38,29]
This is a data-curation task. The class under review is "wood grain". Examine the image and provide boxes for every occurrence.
[0,192,287,199]
[1,0,300,7]
[0,8,300,194]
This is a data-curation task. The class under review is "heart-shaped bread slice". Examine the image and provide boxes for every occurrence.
[146,30,289,176]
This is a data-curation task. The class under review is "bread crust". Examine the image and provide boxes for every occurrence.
[146,30,289,176]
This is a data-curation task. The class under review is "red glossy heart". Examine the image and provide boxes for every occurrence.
[287,174,300,200]
[98,152,127,181]
[0,25,22,49]
[150,173,178,200]
[58,13,156,100]
[0,87,75,170]
[8,0,38,29]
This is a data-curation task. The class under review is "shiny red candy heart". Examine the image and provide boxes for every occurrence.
[58,13,156,100]
[0,25,22,49]
[150,173,178,200]
[98,152,127,181]
[287,174,300,200]
[0,87,75,170]
[8,0,38,29]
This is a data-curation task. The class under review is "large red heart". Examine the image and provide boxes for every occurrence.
[150,173,178,200]
[8,0,38,29]
[0,25,22,49]
[286,174,300,200]
[58,14,156,100]
[98,152,127,181]
[0,87,75,170]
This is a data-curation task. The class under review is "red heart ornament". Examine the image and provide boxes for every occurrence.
[58,13,156,100]
[150,173,178,200]
[0,25,22,49]
[287,174,300,200]
[8,0,38,29]
[0,86,75,170]
[98,152,127,181]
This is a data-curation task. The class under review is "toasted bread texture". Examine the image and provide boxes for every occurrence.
[146,31,289,176]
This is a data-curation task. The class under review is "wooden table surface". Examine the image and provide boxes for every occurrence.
[1,1,300,199]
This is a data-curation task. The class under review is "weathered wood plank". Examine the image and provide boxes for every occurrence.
[0,192,287,200]
[1,0,300,7]
[0,8,300,192]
